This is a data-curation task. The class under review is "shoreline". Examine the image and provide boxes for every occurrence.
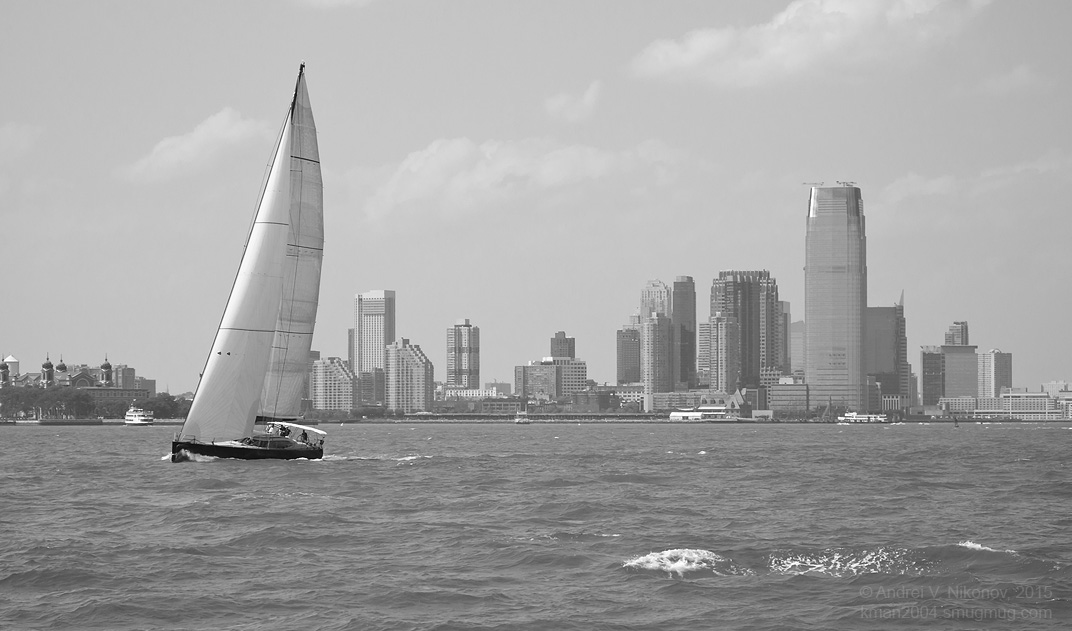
[2,417,1065,426]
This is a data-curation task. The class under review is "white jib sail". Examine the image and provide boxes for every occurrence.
[180,115,294,443]
[260,67,323,420]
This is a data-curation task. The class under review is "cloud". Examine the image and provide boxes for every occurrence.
[545,81,602,123]
[120,108,272,182]
[630,0,989,88]
[879,151,1071,208]
[360,137,685,220]
[979,64,1048,96]
[881,172,959,206]
[0,122,44,165]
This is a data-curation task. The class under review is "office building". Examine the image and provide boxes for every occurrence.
[977,349,1012,398]
[790,320,805,374]
[446,318,480,389]
[672,276,697,388]
[385,338,434,413]
[920,346,944,405]
[945,321,969,346]
[943,344,978,398]
[804,185,867,411]
[354,290,396,404]
[864,294,911,403]
[616,322,641,384]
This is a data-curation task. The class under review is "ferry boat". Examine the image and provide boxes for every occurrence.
[124,404,154,426]
[835,412,888,423]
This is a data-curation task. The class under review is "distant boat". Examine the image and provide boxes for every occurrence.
[124,404,154,426]
[171,64,326,462]
[514,412,531,424]
[836,412,889,423]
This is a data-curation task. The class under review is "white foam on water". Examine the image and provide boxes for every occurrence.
[623,548,752,577]
[769,547,917,577]
[957,540,1016,554]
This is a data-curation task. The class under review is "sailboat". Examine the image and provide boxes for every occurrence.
[172,64,326,462]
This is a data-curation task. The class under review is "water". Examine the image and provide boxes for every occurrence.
[2,421,1070,630]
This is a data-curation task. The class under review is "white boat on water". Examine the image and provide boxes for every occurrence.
[836,412,889,423]
[171,64,326,462]
[124,404,154,426]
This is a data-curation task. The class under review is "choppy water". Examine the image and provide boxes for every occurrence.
[2,421,1070,630]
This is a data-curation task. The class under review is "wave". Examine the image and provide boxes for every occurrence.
[768,546,921,577]
[957,539,1016,554]
[624,541,1045,579]
[623,549,755,577]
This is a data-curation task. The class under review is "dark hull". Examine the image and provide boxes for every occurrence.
[171,440,323,462]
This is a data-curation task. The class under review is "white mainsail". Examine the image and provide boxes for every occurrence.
[179,65,322,443]
[260,67,323,420]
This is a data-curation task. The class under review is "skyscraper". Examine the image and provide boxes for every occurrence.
[945,321,969,346]
[640,313,673,411]
[707,312,740,392]
[385,338,434,413]
[616,317,641,384]
[640,280,671,318]
[942,344,978,398]
[710,270,785,388]
[864,294,911,402]
[446,318,480,389]
[638,280,676,408]
[354,289,396,404]
[804,185,867,411]
[920,346,944,405]
[978,349,1012,397]
[672,276,697,388]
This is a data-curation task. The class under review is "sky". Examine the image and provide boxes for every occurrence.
[2,0,1070,395]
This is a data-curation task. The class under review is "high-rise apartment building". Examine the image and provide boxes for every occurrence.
[710,270,786,388]
[640,280,672,318]
[385,338,434,413]
[640,313,673,411]
[550,331,576,359]
[446,318,480,389]
[707,312,740,392]
[672,276,697,388]
[353,290,396,404]
[311,357,355,411]
[804,186,867,411]
[978,349,1012,398]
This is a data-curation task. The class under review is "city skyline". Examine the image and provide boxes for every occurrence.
[2,1,1069,394]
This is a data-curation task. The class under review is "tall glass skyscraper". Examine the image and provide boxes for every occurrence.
[672,276,696,388]
[804,186,867,411]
